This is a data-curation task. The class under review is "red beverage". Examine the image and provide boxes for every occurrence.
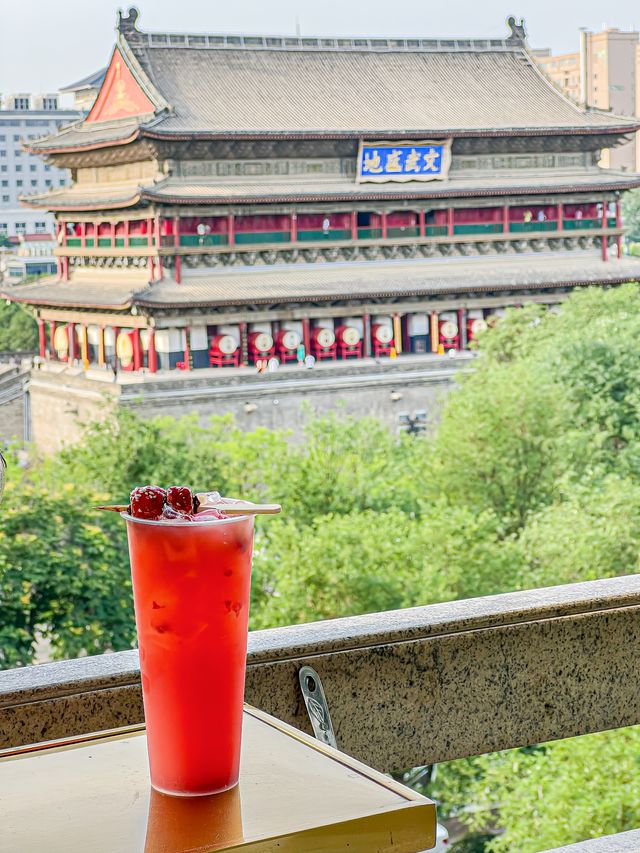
[125,512,255,796]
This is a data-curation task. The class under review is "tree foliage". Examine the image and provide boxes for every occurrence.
[2,284,640,848]
[0,301,38,351]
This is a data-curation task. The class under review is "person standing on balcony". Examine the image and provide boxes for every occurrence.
[322,216,331,236]
[523,210,533,223]
[537,210,546,222]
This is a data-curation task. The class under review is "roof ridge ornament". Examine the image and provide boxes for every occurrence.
[506,16,527,45]
[117,6,141,37]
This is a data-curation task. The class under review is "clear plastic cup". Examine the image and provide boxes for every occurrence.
[125,513,255,795]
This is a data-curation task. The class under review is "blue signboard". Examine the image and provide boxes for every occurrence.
[357,140,451,183]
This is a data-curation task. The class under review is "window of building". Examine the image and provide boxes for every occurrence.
[29,164,36,172]
[15,165,22,172]
[16,180,23,187]
[59,178,66,186]
[42,97,58,110]
[13,98,30,110]
[30,180,37,187]
[0,136,5,142]
[0,151,6,157]
[13,135,21,142]
[44,179,52,187]
[44,165,51,172]
[0,223,7,233]
[0,166,7,172]
[15,222,26,233]
[1,181,7,187]
[35,221,46,233]
[3,196,11,203]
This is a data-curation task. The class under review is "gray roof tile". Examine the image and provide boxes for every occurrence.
[7,251,637,311]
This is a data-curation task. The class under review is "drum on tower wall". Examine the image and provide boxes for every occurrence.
[210,334,239,356]
[438,315,459,351]
[276,328,302,362]
[248,330,274,363]
[335,325,362,358]
[311,325,337,360]
[466,312,488,343]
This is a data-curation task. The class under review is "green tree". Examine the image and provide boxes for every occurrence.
[621,187,640,242]
[0,476,133,667]
[465,728,640,852]
[0,301,38,351]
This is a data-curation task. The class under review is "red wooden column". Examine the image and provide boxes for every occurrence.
[80,222,87,248]
[291,213,298,243]
[49,321,57,359]
[502,204,509,233]
[154,217,163,279]
[147,328,158,374]
[302,317,311,354]
[62,256,70,282]
[37,319,46,358]
[132,329,142,372]
[227,213,235,247]
[447,208,454,237]
[601,203,609,262]
[351,211,358,241]
[147,217,154,248]
[616,199,623,257]
[239,320,248,366]
[183,327,191,370]
[418,209,426,238]
[173,216,181,284]
[55,221,63,279]
[124,220,130,249]
[556,202,563,232]
[69,322,77,362]
[110,221,116,249]
[381,211,388,240]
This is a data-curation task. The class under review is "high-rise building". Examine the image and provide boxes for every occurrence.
[0,94,81,240]
[535,28,640,171]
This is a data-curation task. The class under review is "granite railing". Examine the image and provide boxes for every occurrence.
[1,575,639,849]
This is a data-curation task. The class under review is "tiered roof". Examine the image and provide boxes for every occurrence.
[27,10,639,157]
[8,253,640,311]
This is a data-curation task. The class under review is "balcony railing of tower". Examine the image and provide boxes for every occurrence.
[1,575,639,852]
[57,201,621,255]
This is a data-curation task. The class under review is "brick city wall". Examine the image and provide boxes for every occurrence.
[0,366,28,443]
[25,355,472,454]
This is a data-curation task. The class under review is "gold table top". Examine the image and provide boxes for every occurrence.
[0,705,435,852]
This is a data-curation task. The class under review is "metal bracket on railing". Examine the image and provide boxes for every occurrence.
[298,665,337,749]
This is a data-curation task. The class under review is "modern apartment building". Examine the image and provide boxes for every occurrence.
[0,94,81,239]
[535,28,640,171]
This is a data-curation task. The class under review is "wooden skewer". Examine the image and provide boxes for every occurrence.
[95,497,281,516]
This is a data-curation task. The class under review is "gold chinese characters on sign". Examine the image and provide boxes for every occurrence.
[357,140,452,183]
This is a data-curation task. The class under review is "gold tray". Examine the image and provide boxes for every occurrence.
[0,705,435,852]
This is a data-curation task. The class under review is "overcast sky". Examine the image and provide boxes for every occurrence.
[2,0,640,94]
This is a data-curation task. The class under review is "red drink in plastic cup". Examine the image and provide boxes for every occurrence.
[125,513,255,796]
